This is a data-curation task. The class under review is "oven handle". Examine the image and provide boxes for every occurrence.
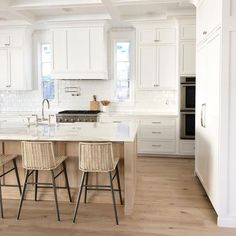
[201,103,206,128]
[181,84,195,87]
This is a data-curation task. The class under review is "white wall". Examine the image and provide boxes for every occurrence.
[0,29,177,114]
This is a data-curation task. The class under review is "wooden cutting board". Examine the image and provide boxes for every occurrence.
[90,95,100,111]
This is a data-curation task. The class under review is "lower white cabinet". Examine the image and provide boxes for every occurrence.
[99,114,178,155]
[138,140,176,154]
[138,117,177,155]
[179,140,195,155]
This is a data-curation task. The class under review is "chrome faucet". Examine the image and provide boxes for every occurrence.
[42,99,50,121]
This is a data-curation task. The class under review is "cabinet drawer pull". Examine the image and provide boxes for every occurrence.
[152,122,161,124]
[6,85,11,88]
[152,131,161,134]
[153,84,159,87]
[113,121,122,123]
[154,39,160,42]
[152,144,161,147]
[203,31,207,35]
[4,43,10,46]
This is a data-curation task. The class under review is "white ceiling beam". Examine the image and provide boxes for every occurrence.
[9,0,102,9]
[101,0,121,22]
[0,0,35,23]
[114,0,192,6]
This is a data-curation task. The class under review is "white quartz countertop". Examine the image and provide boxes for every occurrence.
[99,111,178,117]
[0,121,138,142]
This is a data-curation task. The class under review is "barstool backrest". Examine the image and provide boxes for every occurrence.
[21,141,56,170]
[78,142,115,172]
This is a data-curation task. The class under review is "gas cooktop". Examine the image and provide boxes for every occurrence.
[58,110,100,115]
[56,110,100,123]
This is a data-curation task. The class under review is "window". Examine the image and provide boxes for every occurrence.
[114,42,131,102]
[41,43,54,100]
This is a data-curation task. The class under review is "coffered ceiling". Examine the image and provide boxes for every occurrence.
[0,0,196,25]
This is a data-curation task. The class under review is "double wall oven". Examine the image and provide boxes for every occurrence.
[180,77,196,139]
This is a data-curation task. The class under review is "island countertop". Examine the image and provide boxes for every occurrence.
[0,121,138,142]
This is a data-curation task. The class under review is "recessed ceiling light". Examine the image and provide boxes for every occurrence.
[146,11,156,16]
[62,8,72,13]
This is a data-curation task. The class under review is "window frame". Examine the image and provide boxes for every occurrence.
[110,30,135,106]
[113,40,132,102]
[40,43,55,100]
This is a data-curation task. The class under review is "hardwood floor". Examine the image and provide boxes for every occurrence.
[1,157,236,236]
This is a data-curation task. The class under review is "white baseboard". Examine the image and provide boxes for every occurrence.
[218,216,236,228]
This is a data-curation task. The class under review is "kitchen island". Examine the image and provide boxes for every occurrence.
[0,121,138,215]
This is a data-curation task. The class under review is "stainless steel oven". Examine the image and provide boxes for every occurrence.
[180,77,196,111]
[180,111,195,139]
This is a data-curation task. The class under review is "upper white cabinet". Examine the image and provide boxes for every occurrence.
[197,0,221,44]
[180,41,196,75]
[0,28,32,91]
[52,23,108,80]
[180,24,196,40]
[136,23,177,90]
[179,21,196,76]
[138,28,175,44]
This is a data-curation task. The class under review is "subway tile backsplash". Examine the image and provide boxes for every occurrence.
[0,80,177,113]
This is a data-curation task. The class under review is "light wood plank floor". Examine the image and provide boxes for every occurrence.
[1,157,236,236]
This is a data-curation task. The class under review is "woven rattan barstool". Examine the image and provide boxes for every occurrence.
[73,142,123,225]
[0,150,22,218]
[17,141,72,221]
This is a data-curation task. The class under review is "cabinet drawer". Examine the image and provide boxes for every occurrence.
[139,126,175,140]
[138,141,176,154]
[179,140,195,155]
[140,118,176,127]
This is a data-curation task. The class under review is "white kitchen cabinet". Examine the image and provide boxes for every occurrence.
[0,49,8,89]
[0,30,24,48]
[52,29,67,72]
[180,24,196,40]
[138,28,175,44]
[195,30,221,212]
[138,46,157,89]
[0,28,32,91]
[138,42,176,90]
[158,45,176,89]
[138,117,177,155]
[179,140,195,155]
[52,25,108,80]
[197,0,221,44]
[136,23,177,90]
[180,42,196,75]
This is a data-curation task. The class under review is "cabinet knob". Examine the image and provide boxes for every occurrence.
[203,31,207,35]
[6,85,11,88]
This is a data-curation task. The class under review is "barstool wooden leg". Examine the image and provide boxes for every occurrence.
[73,172,85,223]
[62,161,72,202]
[0,178,3,218]
[109,171,119,225]
[13,159,22,195]
[34,170,38,201]
[51,170,60,221]
[17,170,30,220]
[116,166,123,205]
[84,172,89,204]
